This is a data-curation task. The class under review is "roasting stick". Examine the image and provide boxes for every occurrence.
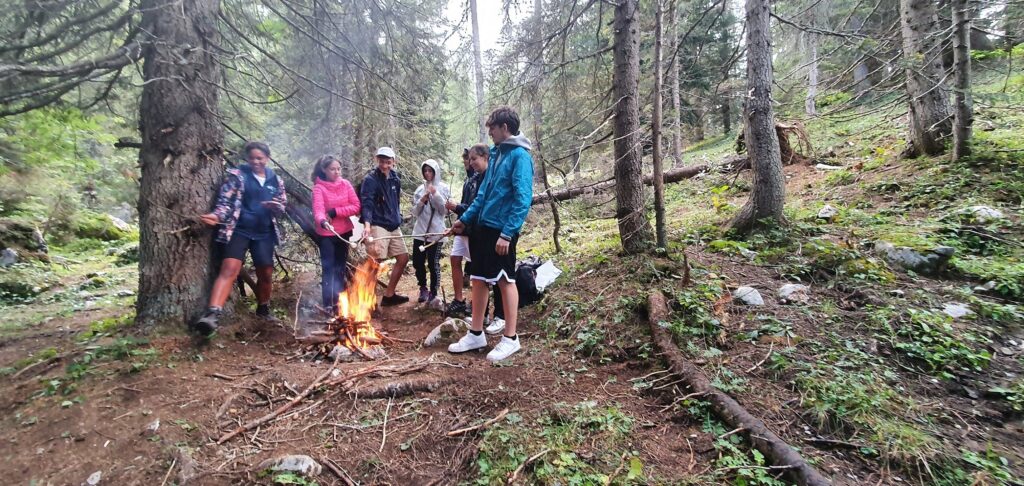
[323,223,358,248]
[364,231,447,243]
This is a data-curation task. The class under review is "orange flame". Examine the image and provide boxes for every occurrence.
[337,259,385,349]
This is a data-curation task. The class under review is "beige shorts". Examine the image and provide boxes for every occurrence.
[367,226,408,260]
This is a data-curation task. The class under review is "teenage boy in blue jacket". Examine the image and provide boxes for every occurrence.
[449,106,533,362]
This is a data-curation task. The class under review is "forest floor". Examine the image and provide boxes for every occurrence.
[3,71,1024,486]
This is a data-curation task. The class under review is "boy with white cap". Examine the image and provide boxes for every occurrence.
[359,147,410,306]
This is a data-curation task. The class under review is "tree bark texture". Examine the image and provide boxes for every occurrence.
[899,0,952,156]
[718,0,732,134]
[470,0,487,143]
[951,0,973,160]
[729,0,786,234]
[612,0,653,253]
[135,0,225,329]
[669,0,683,167]
[805,31,818,116]
[647,291,832,486]
[653,0,667,249]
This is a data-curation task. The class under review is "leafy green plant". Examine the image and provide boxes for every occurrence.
[891,309,991,376]
[988,379,1024,413]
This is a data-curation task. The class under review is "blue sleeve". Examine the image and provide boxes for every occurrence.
[501,150,534,239]
[359,176,376,224]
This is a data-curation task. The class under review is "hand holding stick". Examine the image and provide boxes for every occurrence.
[323,222,357,248]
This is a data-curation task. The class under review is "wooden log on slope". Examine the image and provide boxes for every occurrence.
[532,163,711,205]
[647,290,831,486]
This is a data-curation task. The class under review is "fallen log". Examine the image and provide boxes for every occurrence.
[647,291,831,486]
[350,375,453,399]
[532,164,711,205]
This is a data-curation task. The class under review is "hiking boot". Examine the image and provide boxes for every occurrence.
[447,331,487,353]
[418,286,430,303]
[487,335,521,362]
[445,299,467,317]
[380,294,410,306]
[255,303,275,320]
[194,308,222,336]
[485,317,506,336]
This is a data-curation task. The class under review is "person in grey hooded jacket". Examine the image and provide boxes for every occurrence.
[411,159,451,304]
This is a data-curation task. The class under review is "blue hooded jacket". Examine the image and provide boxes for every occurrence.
[459,133,534,240]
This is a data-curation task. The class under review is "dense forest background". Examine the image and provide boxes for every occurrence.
[1,0,1023,485]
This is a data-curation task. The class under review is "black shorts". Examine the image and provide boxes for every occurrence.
[222,233,275,267]
[468,226,517,284]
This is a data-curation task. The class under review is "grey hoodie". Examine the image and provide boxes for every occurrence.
[411,159,451,243]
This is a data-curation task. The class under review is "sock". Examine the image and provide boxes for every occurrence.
[208,306,222,312]
[504,334,518,341]
[470,329,483,336]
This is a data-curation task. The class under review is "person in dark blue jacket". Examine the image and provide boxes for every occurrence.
[444,145,487,316]
[449,106,533,362]
[359,147,410,306]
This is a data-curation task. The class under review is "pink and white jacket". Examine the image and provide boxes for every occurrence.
[312,177,361,237]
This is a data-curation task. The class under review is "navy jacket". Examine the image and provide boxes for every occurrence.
[453,167,483,217]
[359,167,403,231]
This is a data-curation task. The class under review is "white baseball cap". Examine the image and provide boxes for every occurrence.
[375,147,396,159]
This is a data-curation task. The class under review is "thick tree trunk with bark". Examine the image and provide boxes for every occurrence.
[612,0,653,253]
[729,0,785,234]
[135,0,225,329]
[653,0,667,249]
[470,0,487,143]
[899,0,952,156]
[805,31,818,116]
[952,0,973,160]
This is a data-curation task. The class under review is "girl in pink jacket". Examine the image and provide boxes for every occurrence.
[312,155,361,312]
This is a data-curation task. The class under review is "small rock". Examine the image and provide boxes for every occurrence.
[738,247,758,261]
[116,290,135,298]
[963,386,980,400]
[1,248,17,267]
[144,418,160,434]
[328,344,352,361]
[875,241,953,275]
[424,318,470,346]
[889,289,906,298]
[733,286,764,306]
[942,303,973,319]
[974,281,997,292]
[815,163,845,171]
[86,470,102,485]
[998,347,1015,357]
[959,205,1005,224]
[817,205,838,220]
[778,283,811,304]
[106,215,132,233]
[258,454,322,476]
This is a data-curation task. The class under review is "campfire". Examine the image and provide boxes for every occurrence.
[299,259,392,361]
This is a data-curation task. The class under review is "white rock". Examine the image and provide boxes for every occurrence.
[106,214,132,232]
[328,344,352,361]
[144,418,160,433]
[423,318,469,346]
[86,470,102,485]
[942,303,974,319]
[258,454,322,476]
[1,248,17,267]
[973,281,996,292]
[778,284,810,304]
[738,247,758,261]
[733,286,764,306]
[960,205,1005,224]
[815,163,845,171]
[817,205,838,220]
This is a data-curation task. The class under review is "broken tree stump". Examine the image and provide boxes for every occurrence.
[647,290,831,486]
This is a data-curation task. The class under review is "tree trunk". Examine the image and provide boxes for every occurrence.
[470,0,487,143]
[899,0,952,156]
[951,0,973,160]
[728,0,786,234]
[612,0,653,253]
[669,0,683,167]
[532,0,560,253]
[721,95,731,134]
[805,31,818,116]
[135,0,225,329]
[691,96,706,141]
[850,16,873,101]
[653,0,667,249]
[718,0,732,134]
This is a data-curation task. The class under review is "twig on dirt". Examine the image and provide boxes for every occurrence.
[507,448,550,484]
[216,356,343,444]
[447,408,510,437]
[209,373,236,381]
[658,391,706,413]
[804,437,866,449]
[719,427,746,439]
[12,353,69,380]
[350,375,453,399]
[160,458,177,486]
[716,464,796,473]
[746,343,774,373]
[321,457,356,486]
[603,453,629,486]
[380,396,393,453]
[215,394,240,422]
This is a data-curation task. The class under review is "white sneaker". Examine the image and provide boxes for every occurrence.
[448,331,488,353]
[486,336,521,362]
[485,317,506,335]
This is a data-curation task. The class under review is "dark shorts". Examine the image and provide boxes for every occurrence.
[468,226,517,284]
[222,233,275,267]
